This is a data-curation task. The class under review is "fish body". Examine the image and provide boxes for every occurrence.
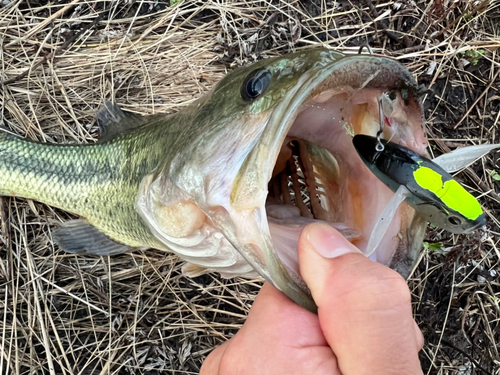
[0,112,173,250]
[1,49,433,310]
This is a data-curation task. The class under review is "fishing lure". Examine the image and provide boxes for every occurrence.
[353,134,486,234]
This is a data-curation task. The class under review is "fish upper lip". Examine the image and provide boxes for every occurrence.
[257,53,423,185]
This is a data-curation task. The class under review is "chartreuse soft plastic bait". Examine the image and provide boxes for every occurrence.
[353,134,486,234]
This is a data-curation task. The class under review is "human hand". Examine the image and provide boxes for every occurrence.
[200,222,424,375]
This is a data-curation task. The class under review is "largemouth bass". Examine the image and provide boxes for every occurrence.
[1,49,432,311]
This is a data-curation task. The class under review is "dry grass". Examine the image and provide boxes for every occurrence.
[0,0,499,374]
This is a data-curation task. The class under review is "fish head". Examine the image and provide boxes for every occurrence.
[137,49,429,311]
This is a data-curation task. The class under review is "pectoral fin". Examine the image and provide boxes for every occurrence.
[53,220,131,256]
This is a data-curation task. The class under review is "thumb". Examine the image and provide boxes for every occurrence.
[298,223,423,375]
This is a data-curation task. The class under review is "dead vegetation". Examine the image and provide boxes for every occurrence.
[0,0,499,374]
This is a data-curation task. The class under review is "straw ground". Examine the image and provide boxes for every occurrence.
[0,0,499,374]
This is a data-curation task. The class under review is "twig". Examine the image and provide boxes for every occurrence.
[0,197,7,247]
[440,339,493,375]
[9,0,81,46]
[454,70,500,129]
[38,274,110,317]
[1,9,110,86]
[364,0,408,45]
[426,263,456,375]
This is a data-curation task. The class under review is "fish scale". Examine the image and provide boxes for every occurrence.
[0,125,166,249]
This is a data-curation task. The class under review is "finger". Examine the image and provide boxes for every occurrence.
[202,282,339,375]
[248,282,310,324]
[414,321,425,350]
[200,340,229,375]
[231,282,331,358]
[298,223,423,375]
[226,283,338,375]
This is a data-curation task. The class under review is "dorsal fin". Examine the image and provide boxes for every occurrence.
[97,101,150,142]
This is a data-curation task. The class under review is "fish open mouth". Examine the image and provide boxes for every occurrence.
[257,55,429,283]
[139,51,430,310]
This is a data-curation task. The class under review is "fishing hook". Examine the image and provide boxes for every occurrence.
[358,43,383,150]
[375,97,385,152]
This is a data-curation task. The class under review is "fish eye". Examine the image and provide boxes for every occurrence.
[448,216,462,226]
[241,69,272,101]
[401,88,409,100]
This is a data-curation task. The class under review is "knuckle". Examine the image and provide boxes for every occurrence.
[336,262,412,309]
